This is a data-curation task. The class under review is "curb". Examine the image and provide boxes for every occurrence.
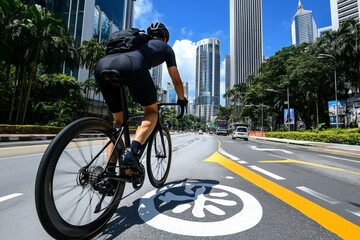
[251,136,360,153]
[0,134,56,142]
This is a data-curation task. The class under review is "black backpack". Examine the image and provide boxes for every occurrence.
[104,28,150,55]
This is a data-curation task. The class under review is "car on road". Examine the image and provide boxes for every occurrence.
[232,126,249,141]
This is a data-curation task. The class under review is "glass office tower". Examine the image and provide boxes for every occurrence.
[21,0,135,80]
[194,38,221,122]
[291,0,317,46]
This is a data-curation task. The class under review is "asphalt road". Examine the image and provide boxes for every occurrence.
[0,133,359,239]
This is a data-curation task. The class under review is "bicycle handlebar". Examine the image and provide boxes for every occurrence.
[158,103,186,119]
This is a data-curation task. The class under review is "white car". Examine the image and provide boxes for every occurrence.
[232,126,249,141]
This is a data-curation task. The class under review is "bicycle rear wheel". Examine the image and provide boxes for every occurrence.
[35,117,125,240]
[146,126,172,187]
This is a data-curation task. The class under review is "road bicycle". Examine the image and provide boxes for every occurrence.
[35,69,185,239]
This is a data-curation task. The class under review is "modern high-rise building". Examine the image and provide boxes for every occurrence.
[21,0,135,81]
[291,0,318,46]
[166,83,177,104]
[151,65,163,89]
[225,54,231,106]
[21,0,135,117]
[330,0,360,30]
[230,0,263,87]
[194,38,220,122]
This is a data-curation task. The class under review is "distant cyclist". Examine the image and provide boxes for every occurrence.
[95,22,188,171]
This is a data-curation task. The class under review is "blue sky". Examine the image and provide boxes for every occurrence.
[133,0,332,104]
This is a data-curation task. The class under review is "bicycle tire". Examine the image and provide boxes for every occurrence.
[146,126,172,187]
[35,117,125,240]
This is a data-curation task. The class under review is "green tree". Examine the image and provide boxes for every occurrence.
[31,74,87,126]
[1,1,77,124]
[79,39,105,78]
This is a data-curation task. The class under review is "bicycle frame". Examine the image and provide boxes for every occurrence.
[104,84,182,175]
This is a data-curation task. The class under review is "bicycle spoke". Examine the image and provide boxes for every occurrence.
[63,150,84,169]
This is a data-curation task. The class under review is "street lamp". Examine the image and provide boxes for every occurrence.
[266,87,291,131]
[318,53,338,128]
[245,103,270,131]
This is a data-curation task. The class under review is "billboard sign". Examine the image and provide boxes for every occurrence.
[328,100,346,126]
[284,108,295,125]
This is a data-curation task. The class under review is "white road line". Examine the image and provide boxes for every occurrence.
[296,186,340,204]
[0,193,23,203]
[268,154,287,159]
[318,154,360,164]
[218,148,240,160]
[250,146,293,154]
[237,160,248,164]
[346,209,360,217]
[249,165,286,180]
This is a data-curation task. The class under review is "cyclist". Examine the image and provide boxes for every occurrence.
[95,22,188,171]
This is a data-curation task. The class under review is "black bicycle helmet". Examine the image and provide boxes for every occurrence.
[147,22,170,43]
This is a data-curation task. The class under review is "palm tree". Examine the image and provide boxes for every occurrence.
[13,4,73,124]
[79,39,105,78]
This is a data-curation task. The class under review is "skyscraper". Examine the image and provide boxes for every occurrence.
[21,0,136,81]
[291,0,318,46]
[225,54,231,106]
[330,0,360,30]
[230,0,263,87]
[194,38,220,122]
[151,65,163,89]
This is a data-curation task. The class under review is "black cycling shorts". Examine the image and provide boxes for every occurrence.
[94,51,157,113]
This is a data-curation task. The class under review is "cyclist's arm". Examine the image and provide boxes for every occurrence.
[167,66,185,100]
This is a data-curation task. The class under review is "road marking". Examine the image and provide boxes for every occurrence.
[346,209,360,218]
[259,159,360,176]
[237,160,248,164]
[204,152,360,239]
[318,154,360,164]
[248,166,285,180]
[139,181,262,236]
[0,193,23,203]
[250,146,293,154]
[218,148,240,160]
[268,154,287,159]
[296,186,340,204]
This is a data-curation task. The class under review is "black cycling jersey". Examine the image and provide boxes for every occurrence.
[137,39,177,68]
[94,38,177,113]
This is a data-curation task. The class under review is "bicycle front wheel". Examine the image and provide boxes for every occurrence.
[35,117,125,240]
[146,126,172,187]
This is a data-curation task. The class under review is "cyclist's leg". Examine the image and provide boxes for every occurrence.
[134,103,158,144]
[126,53,158,155]
[95,54,131,166]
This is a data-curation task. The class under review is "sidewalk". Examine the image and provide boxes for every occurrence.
[0,134,56,142]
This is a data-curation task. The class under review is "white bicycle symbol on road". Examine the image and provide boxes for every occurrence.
[138,180,263,237]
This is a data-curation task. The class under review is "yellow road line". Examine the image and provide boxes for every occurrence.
[260,159,360,176]
[204,152,360,239]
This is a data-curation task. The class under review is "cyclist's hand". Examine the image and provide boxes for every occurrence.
[177,97,188,107]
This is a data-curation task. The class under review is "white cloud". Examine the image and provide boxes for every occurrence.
[133,0,162,30]
[181,27,193,37]
[161,39,197,100]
